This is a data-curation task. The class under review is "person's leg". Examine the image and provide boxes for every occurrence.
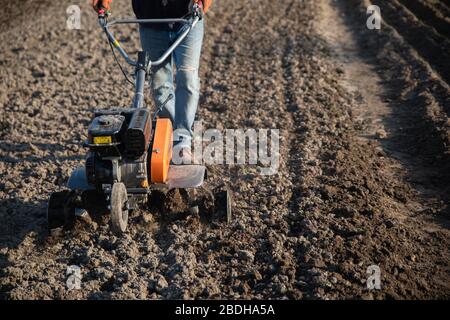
[172,19,204,148]
[139,26,175,122]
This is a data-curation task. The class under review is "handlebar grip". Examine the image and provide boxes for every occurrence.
[98,10,107,27]
[97,2,110,26]
[192,2,203,20]
[96,1,110,17]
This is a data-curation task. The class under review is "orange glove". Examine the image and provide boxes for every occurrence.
[92,0,112,12]
[203,0,212,13]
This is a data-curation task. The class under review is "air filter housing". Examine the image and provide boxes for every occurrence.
[124,109,152,159]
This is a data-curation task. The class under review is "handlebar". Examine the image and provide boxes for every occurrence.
[98,11,200,71]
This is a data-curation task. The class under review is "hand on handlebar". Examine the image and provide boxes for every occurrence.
[189,0,204,19]
[92,0,112,13]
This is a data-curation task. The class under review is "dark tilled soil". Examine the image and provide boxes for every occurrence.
[0,0,449,299]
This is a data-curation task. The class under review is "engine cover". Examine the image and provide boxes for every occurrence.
[88,114,125,145]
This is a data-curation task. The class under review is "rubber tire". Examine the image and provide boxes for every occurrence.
[47,190,71,231]
[110,182,129,234]
[211,185,233,224]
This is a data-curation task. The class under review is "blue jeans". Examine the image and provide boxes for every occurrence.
[139,20,204,148]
